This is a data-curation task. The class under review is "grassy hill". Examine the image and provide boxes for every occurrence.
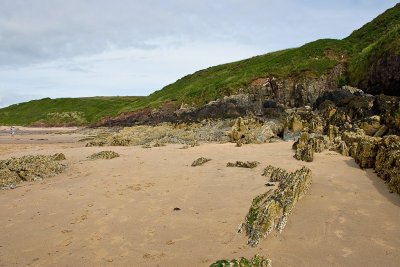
[0,96,143,126]
[1,3,399,126]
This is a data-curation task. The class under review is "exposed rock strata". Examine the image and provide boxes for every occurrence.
[239,165,312,247]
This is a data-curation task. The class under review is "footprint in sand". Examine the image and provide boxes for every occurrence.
[119,215,129,223]
[166,240,175,245]
[143,252,166,260]
[128,184,142,191]
[90,233,103,241]
[371,237,395,250]
[61,229,72,234]
[334,230,344,239]
[71,213,88,224]
[342,247,352,257]
[60,237,73,247]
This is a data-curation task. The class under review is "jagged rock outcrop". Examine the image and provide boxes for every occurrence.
[0,154,66,189]
[228,117,283,144]
[244,64,345,109]
[383,102,400,134]
[239,165,312,247]
[292,132,329,162]
[209,254,272,267]
[175,94,267,121]
[375,135,400,194]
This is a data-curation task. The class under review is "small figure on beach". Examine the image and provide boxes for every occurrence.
[10,126,15,137]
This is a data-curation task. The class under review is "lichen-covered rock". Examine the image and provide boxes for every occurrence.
[88,151,120,160]
[383,102,400,133]
[87,121,232,147]
[239,165,312,247]
[353,135,381,169]
[375,135,400,194]
[226,161,260,168]
[0,155,66,189]
[283,113,303,140]
[52,153,66,161]
[228,117,280,144]
[191,157,211,167]
[373,125,389,137]
[293,132,329,162]
[209,254,272,267]
[327,125,340,141]
[359,115,382,136]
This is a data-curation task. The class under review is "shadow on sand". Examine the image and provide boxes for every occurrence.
[343,158,400,207]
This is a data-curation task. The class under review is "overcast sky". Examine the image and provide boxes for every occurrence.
[0,0,398,108]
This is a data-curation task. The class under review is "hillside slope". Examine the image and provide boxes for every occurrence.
[0,3,399,126]
[0,97,142,126]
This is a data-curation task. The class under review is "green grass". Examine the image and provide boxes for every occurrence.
[349,25,400,87]
[1,3,399,126]
[0,96,143,126]
[344,3,400,52]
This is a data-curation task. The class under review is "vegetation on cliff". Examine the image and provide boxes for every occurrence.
[0,96,142,126]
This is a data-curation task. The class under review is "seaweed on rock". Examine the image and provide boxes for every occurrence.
[191,157,211,167]
[88,151,120,160]
[0,154,66,189]
[226,161,260,168]
[209,254,272,267]
[239,165,312,247]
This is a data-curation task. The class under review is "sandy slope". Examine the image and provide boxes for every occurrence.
[0,132,399,267]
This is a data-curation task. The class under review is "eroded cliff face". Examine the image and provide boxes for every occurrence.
[174,64,346,122]
[243,64,345,110]
[362,54,400,96]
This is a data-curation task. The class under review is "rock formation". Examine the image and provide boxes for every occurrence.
[226,161,260,168]
[228,117,282,144]
[292,132,329,162]
[0,154,66,189]
[191,157,211,167]
[239,165,312,247]
[88,151,120,160]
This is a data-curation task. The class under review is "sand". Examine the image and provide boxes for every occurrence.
[0,129,399,266]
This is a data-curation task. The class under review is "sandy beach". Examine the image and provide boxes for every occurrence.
[0,129,399,267]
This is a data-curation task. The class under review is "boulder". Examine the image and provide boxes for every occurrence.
[191,157,211,167]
